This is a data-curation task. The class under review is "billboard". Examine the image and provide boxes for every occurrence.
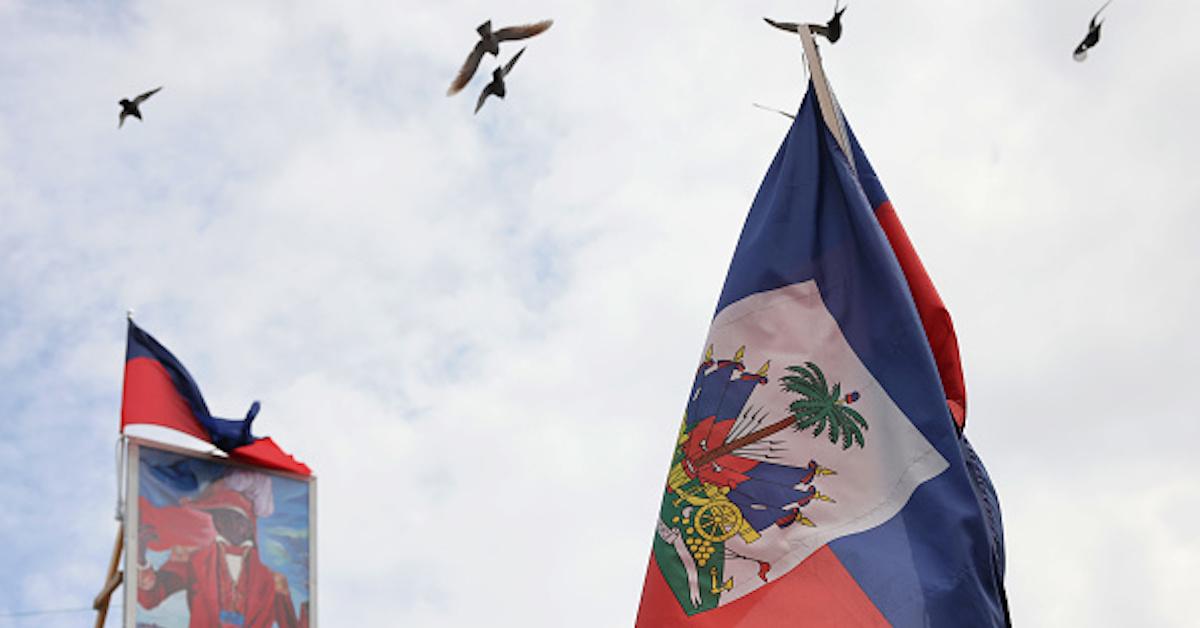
[124,438,316,628]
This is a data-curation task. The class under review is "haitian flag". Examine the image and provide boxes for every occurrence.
[635,83,1009,626]
[121,319,311,476]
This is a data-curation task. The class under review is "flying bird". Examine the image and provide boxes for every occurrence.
[765,2,847,44]
[475,48,527,114]
[1074,1,1112,61]
[812,2,847,43]
[448,19,552,96]
[118,86,162,128]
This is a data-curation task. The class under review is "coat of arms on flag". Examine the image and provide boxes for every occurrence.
[651,282,948,614]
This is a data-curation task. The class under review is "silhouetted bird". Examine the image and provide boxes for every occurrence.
[448,19,552,96]
[765,3,846,44]
[475,48,525,114]
[812,2,847,43]
[1074,1,1112,61]
[118,86,162,128]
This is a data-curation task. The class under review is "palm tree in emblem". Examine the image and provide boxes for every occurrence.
[780,362,868,450]
[690,361,867,471]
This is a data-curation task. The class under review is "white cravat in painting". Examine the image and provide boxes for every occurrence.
[702,281,949,607]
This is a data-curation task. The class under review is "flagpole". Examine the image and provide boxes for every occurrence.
[115,435,127,521]
[118,309,132,522]
[796,25,856,173]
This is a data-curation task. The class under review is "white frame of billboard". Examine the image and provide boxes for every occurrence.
[122,436,318,627]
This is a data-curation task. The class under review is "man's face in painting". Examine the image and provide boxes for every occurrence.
[210,508,254,546]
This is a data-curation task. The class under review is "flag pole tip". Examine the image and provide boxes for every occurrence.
[126,309,135,320]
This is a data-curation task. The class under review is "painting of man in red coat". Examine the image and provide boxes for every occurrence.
[135,456,311,628]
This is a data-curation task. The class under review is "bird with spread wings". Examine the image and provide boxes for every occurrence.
[1074,1,1113,61]
[764,2,847,44]
[448,19,552,96]
[475,48,526,114]
[119,86,162,128]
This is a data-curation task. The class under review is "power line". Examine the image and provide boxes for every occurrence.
[0,606,94,619]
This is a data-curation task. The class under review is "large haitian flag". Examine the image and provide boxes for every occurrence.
[635,83,1009,626]
[121,319,311,476]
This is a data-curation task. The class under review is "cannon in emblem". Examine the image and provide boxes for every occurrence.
[667,463,761,544]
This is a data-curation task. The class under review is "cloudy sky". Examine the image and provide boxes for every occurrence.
[2,0,1198,626]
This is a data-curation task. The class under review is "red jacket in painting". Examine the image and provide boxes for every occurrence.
[138,540,298,628]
